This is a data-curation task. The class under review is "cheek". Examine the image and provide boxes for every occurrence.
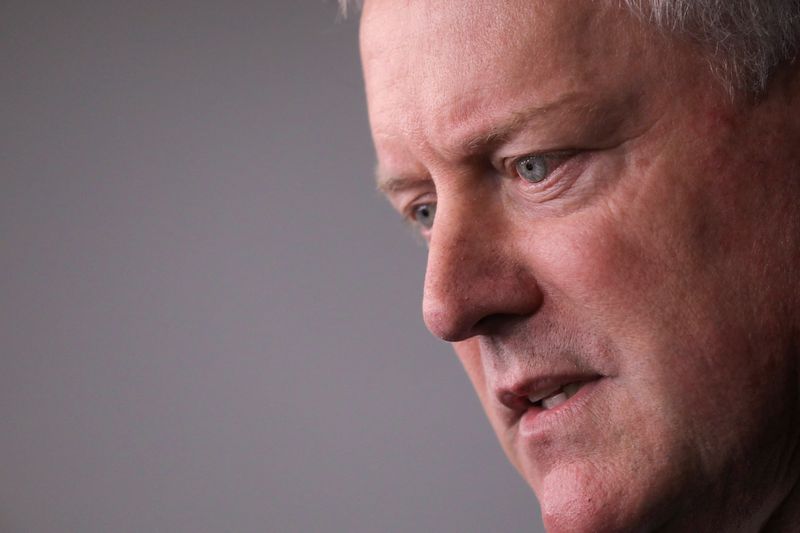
[527,207,667,324]
[527,189,722,400]
[523,151,732,349]
[524,165,792,457]
[526,197,721,421]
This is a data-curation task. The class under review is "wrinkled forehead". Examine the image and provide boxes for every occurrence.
[359,0,651,161]
[360,0,551,68]
[360,0,596,112]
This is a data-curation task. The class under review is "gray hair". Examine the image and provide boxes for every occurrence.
[623,0,800,92]
[342,0,800,93]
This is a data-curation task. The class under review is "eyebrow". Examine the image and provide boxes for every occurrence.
[463,93,585,152]
[374,92,583,193]
[375,169,430,194]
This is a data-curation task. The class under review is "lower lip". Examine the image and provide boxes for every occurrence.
[518,378,603,439]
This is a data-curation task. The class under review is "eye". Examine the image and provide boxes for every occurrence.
[411,203,436,230]
[514,155,549,183]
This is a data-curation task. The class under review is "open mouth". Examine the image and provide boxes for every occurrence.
[527,381,587,411]
[497,375,602,427]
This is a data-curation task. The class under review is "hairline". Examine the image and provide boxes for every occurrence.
[341,0,800,95]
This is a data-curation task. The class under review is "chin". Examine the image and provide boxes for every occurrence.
[531,462,672,533]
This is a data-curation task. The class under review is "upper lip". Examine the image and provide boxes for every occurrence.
[496,373,601,420]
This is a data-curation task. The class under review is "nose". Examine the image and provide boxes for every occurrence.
[422,192,542,342]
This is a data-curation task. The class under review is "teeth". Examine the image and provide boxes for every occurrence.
[532,382,584,410]
[527,385,562,405]
[541,392,569,410]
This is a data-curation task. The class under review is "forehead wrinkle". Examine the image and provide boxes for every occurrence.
[374,93,593,194]
[448,92,585,158]
[463,105,556,154]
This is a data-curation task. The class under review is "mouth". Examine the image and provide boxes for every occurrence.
[497,375,602,432]
[526,381,586,410]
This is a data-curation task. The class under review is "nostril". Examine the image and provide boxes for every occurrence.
[473,313,533,337]
[422,280,542,341]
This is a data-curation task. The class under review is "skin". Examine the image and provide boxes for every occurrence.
[360,1,800,531]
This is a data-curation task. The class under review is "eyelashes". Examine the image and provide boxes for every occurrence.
[400,150,583,235]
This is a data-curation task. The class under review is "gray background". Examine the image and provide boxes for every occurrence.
[1,1,541,531]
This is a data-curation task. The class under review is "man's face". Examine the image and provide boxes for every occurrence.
[361,1,800,531]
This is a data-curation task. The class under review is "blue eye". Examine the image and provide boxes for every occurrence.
[412,203,436,229]
[515,155,549,183]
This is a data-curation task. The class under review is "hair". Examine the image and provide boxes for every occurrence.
[341,0,800,94]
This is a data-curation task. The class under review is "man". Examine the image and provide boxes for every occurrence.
[349,0,800,531]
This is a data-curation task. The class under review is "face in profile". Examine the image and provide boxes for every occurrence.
[360,0,800,531]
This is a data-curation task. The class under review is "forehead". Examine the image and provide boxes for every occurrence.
[359,0,652,173]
